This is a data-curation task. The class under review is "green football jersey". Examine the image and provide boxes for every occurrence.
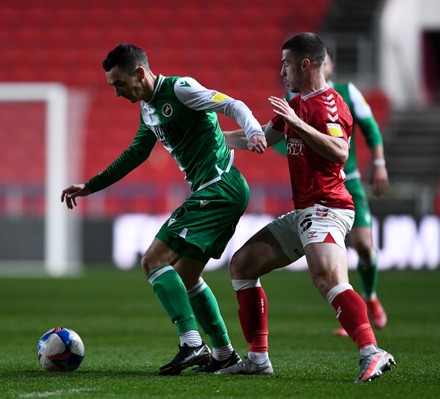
[86,74,263,193]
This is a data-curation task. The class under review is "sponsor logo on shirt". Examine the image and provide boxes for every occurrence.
[210,91,228,103]
[286,137,305,155]
[162,103,173,117]
[327,123,343,137]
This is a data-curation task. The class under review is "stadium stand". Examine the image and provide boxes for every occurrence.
[0,0,335,216]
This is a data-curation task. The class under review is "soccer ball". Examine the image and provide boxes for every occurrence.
[37,327,85,371]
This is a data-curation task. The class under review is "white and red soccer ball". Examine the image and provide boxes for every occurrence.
[37,327,85,371]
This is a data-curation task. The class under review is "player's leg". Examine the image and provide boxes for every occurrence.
[301,208,370,342]
[173,258,240,372]
[142,238,210,375]
[306,241,373,341]
[163,166,248,373]
[217,213,303,375]
[302,207,394,381]
[187,277,241,371]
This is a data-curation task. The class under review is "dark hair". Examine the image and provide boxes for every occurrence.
[102,44,149,73]
[282,33,326,66]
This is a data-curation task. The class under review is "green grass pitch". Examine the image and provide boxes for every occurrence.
[1,267,439,398]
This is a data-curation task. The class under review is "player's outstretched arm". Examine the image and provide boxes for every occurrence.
[224,128,247,149]
[224,129,267,154]
[247,134,267,154]
[61,184,92,209]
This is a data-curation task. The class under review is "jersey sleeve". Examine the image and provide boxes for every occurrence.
[348,82,383,148]
[86,116,157,193]
[174,77,263,139]
[310,93,351,144]
[269,114,285,133]
[348,82,373,121]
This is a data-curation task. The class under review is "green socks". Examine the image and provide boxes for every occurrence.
[188,279,231,348]
[148,267,231,349]
[148,266,198,335]
[357,250,378,298]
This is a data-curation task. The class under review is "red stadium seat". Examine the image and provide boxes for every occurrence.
[0,0,331,216]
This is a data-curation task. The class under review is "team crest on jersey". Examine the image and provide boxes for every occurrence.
[210,91,228,103]
[162,103,173,117]
[327,123,343,137]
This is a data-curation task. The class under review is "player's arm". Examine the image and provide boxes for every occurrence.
[61,119,157,209]
[224,124,283,153]
[268,96,348,163]
[349,83,389,195]
[174,77,267,153]
[223,128,248,150]
[367,140,389,196]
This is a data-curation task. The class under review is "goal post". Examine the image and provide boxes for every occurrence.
[0,83,82,276]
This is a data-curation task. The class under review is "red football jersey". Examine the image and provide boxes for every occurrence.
[270,86,355,210]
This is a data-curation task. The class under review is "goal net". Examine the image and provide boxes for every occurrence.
[0,83,85,276]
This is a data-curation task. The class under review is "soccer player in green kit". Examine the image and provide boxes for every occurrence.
[277,48,390,336]
[61,44,268,375]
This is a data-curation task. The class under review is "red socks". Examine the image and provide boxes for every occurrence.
[331,288,377,349]
[237,287,268,352]
[236,284,376,352]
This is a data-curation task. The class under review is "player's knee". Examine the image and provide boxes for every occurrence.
[313,277,328,297]
[229,248,258,279]
[310,270,336,298]
[140,255,154,275]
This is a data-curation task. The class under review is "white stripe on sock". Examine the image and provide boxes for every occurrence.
[232,279,261,291]
[187,279,207,298]
[147,265,174,284]
[326,283,353,304]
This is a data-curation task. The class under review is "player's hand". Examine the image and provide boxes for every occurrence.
[370,165,389,196]
[268,96,299,127]
[248,134,267,154]
[61,184,91,209]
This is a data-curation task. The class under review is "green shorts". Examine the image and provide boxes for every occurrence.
[345,177,372,228]
[156,166,250,262]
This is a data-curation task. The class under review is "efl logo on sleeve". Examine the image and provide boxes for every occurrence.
[327,123,343,137]
[210,91,228,102]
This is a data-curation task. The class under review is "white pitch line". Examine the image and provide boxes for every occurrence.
[20,388,98,398]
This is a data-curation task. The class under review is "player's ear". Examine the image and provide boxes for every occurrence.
[135,67,146,79]
[301,59,310,70]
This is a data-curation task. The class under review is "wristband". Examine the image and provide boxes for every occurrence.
[373,159,386,166]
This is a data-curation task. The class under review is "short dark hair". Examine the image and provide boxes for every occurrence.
[282,33,326,66]
[102,44,149,73]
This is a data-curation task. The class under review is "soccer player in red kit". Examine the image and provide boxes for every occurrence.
[219,32,395,382]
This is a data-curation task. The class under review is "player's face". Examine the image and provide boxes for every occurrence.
[106,66,145,103]
[280,49,301,92]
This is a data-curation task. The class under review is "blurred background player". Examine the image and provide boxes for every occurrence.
[61,44,267,375]
[275,48,390,337]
